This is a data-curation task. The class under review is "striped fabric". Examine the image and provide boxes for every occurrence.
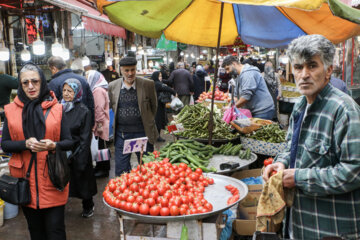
[275,84,360,239]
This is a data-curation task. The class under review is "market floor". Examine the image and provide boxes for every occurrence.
[0,131,172,240]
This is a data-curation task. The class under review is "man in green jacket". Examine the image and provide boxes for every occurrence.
[0,73,18,109]
[263,35,360,239]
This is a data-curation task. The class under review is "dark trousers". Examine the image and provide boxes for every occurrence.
[114,131,154,176]
[22,205,66,240]
[95,137,110,172]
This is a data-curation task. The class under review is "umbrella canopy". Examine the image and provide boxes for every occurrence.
[96,0,360,48]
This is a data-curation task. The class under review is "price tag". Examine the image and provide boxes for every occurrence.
[167,123,184,133]
[123,137,148,154]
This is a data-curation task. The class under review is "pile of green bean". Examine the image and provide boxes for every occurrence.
[245,124,286,143]
[172,104,238,140]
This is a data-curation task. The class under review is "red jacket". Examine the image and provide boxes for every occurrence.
[5,91,68,209]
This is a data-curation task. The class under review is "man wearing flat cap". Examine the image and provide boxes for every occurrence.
[108,56,158,176]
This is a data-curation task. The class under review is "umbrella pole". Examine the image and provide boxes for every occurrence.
[208,2,224,145]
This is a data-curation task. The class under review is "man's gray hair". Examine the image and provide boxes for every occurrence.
[177,62,185,69]
[47,56,67,70]
[287,34,335,70]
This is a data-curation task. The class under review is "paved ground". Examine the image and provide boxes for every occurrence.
[0,131,171,240]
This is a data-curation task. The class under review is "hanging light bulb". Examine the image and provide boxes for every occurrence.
[51,22,62,56]
[82,55,90,67]
[20,17,31,61]
[106,58,113,66]
[0,43,10,61]
[21,45,31,61]
[33,17,45,55]
[131,44,136,52]
[60,29,70,61]
[0,20,9,61]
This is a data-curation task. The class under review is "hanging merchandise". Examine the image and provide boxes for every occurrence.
[60,29,70,61]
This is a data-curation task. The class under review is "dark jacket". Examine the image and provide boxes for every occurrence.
[48,69,95,126]
[0,74,18,108]
[154,81,176,131]
[65,102,97,199]
[193,70,206,100]
[166,69,194,96]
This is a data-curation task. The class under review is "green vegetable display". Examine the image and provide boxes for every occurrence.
[171,104,238,140]
[245,124,286,143]
[142,140,252,172]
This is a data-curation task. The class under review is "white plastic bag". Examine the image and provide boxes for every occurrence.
[90,134,99,166]
[189,95,195,105]
[170,96,184,111]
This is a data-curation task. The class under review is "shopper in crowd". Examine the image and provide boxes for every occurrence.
[263,34,360,239]
[222,56,275,120]
[1,63,73,240]
[108,57,158,176]
[169,62,175,74]
[85,70,110,178]
[61,78,97,218]
[47,56,95,126]
[151,71,176,142]
[160,64,169,80]
[166,62,194,106]
[204,62,214,75]
[193,65,207,101]
[262,61,282,121]
[0,73,18,109]
[218,67,231,93]
[330,75,349,94]
[101,62,120,83]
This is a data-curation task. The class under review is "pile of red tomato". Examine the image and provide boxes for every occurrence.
[225,185,240,205]
[197,90,231,103]
[103,159,215,216]
[263,157,277,176]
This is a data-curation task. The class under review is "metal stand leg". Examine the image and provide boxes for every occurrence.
[118,213,125,240]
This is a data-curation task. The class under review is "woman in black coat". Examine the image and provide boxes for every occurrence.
[61,78,97,218]
[151,71,176,142]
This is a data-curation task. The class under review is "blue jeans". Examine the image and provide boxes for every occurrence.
[115,131,154,176]
[253,108,275,120]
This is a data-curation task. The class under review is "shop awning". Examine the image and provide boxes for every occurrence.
[43,0,126,38]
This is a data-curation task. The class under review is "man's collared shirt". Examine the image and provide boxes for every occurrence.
[121,81,136,90]
[275,84,360,239]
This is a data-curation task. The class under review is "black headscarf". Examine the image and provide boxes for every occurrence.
[151,71,161,82]
[17,63,51,140]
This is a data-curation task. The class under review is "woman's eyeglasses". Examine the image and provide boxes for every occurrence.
[21,79,40,87]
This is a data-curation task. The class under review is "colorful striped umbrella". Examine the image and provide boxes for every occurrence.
[95,0,360,48]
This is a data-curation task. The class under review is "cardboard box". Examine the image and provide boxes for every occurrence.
[231,169,263,236]
[231,169,263,209]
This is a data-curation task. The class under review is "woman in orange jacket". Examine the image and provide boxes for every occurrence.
[1,63,72,240]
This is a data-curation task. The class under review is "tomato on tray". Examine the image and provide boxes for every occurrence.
[103,159,215,216]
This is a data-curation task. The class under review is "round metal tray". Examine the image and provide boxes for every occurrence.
[208,153,257,174]
[103,173,248,223]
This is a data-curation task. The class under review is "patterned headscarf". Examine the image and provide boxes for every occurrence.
[61,78,83,112]
[86,70,108,91]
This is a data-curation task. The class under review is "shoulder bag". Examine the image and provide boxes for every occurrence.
[47,145,70,192]
[0,156,33,205]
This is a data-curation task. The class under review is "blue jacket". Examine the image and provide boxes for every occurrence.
[235,64,274,116]
[330,76,348,94]
[48,69,95,126]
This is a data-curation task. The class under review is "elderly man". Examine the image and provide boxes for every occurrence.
[263,35,360,239]
[108,57,158,176]
[48,56,95,125]
[222,56,275,120]
[166,62,194,106]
